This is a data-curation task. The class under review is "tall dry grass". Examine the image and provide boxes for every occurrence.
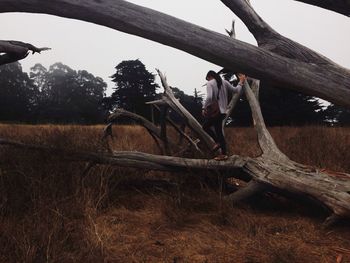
[0,124,349,263]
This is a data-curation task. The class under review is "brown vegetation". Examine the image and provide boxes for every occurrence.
[0,124,349,263]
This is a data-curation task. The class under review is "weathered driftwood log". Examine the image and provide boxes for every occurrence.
[0,0,349,107]
[0,40,50,65]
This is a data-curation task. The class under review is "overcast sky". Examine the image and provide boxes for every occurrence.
[1,0,349,96]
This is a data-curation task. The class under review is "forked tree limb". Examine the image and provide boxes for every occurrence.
[151,104,203,155]
[107,109,169,154]
[108,109,162,138]
[223,72,350,219]
[157,70,216,151]
[106,72,213,155]
[239,80,350,220]
[243,80,290,162]
[225,19,236,39]
[220,0,342,66]
[0,0,349,107]
[222,19,244,127]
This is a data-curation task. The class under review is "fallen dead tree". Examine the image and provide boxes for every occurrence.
[0,0,349,224]
[100,71,350,225]
[1,71,349,225]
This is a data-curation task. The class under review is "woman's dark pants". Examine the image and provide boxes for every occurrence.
[202,113,227,155]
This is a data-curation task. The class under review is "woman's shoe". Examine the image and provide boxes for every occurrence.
[214,154,228,161]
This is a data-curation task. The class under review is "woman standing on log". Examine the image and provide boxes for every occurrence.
[202,70,246,160]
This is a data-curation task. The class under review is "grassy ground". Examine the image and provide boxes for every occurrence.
[0,124,349,262]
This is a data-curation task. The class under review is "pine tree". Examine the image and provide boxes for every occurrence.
[110,59,158,120]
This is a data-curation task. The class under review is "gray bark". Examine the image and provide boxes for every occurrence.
[243,80,290,162]
[294,0,350,17]
[157,70,216,151]
[1,0,349,222]
[220,0,336,64]
[0,0,349,107]
[106,73,212,155]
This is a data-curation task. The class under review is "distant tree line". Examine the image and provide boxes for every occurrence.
[0,59,349,125]
[0,62,107,123]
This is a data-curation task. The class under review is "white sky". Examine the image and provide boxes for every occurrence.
[0,0,349,96]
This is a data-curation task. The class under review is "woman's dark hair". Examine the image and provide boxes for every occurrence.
[206,70,222,89]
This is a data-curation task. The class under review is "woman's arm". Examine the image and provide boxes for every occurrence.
[226,74,246,93]
[203,81,214,108]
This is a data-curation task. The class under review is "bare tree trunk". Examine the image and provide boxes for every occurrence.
[0,0,349,107]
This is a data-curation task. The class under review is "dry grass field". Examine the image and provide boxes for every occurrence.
[0,124,349,263]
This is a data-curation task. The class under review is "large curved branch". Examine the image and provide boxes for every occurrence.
[243,80,290,162]
[220,0,340,65]
[107,109,172,154]
[149,103,204,155]
[157,70,216,151]
[0,0,349,107]
[294,0,350,17]
[108,109,162,138]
